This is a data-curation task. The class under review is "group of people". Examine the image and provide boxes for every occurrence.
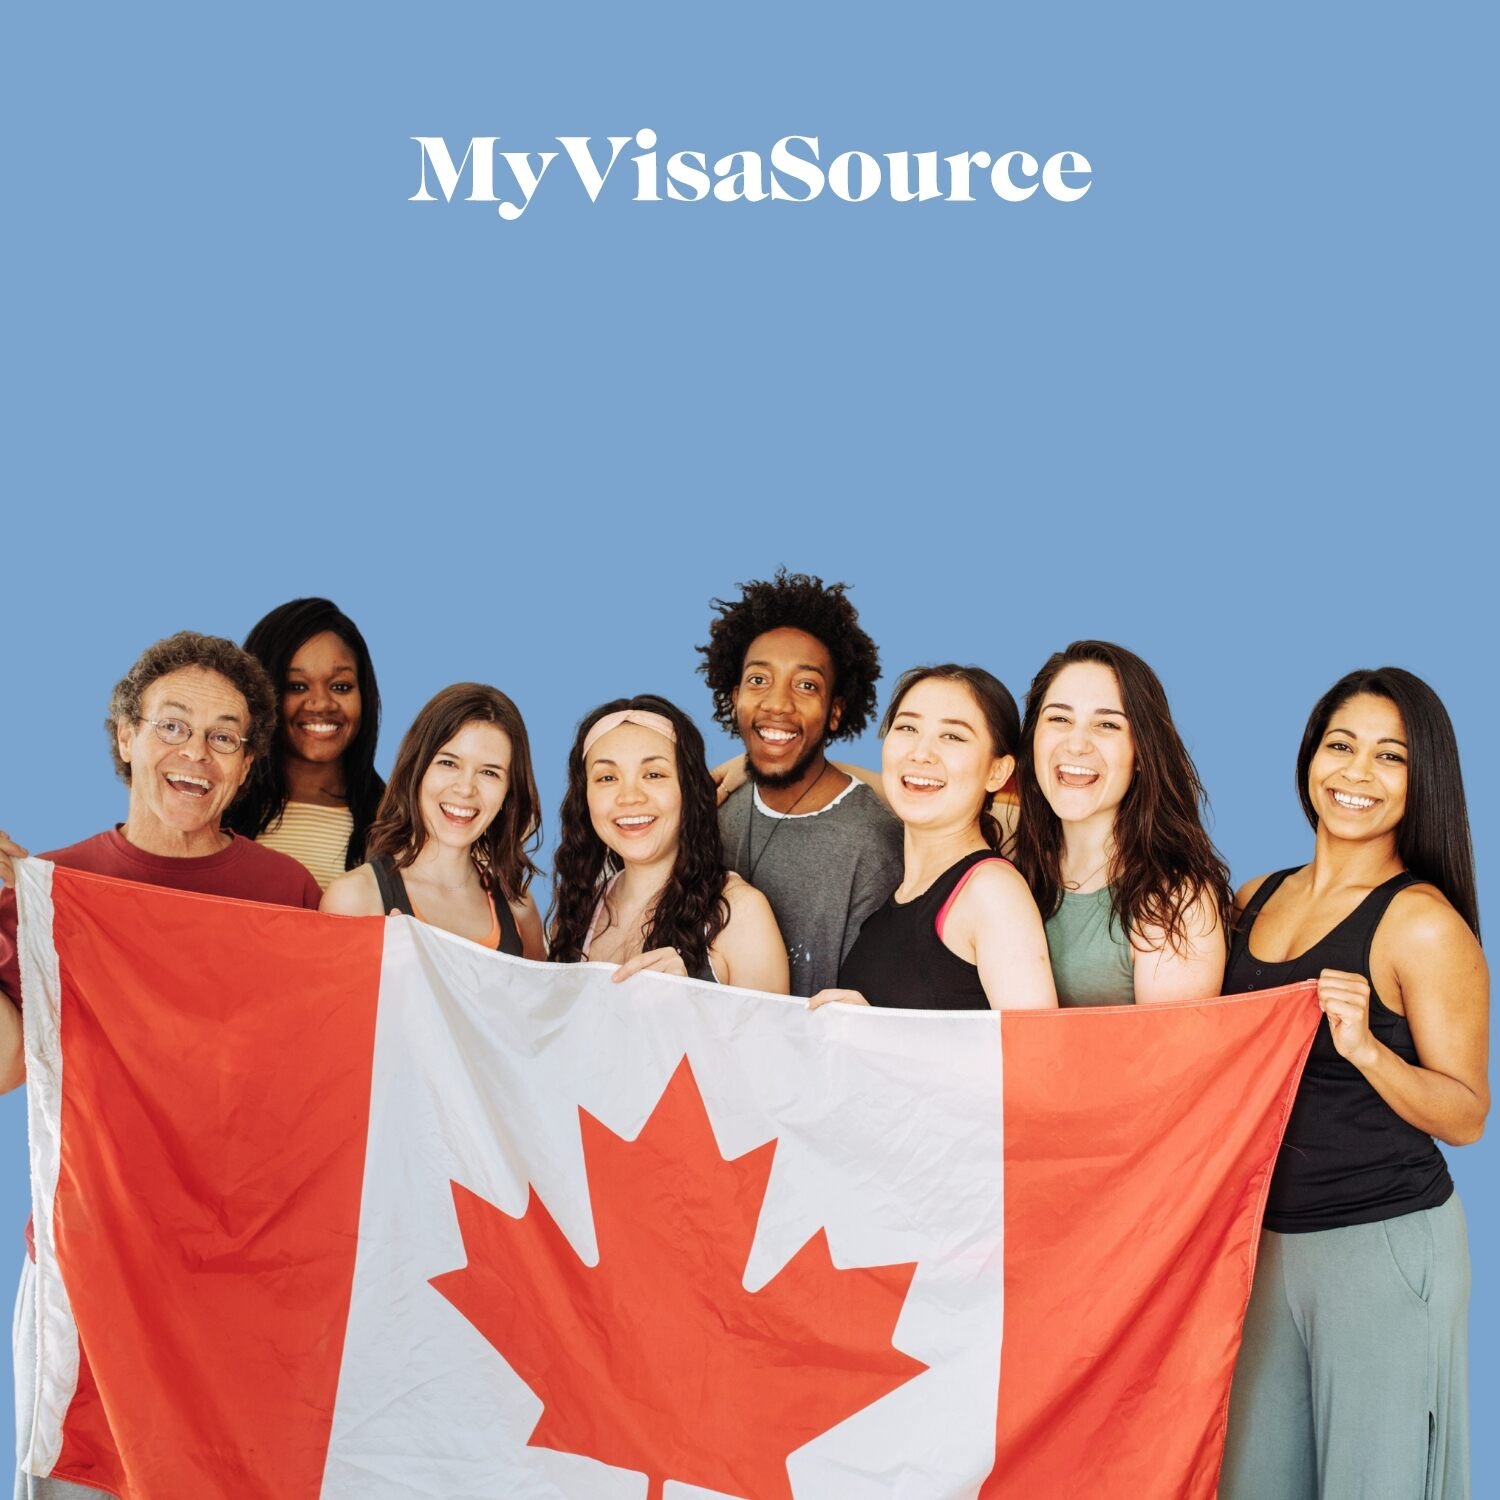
[0,569,1488,1500]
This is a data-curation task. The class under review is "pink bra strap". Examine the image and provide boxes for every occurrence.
[935,857,1009,942]
[582,872,621,958]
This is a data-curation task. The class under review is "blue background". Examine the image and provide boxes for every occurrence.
[5,0,1494,1489]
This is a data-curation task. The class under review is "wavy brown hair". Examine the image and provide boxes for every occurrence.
[548,695,730,972]
[364,683,541,903]
[1013,641,1231,951]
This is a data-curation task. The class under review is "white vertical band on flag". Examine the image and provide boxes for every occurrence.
[14,858,79,1476]
[322,917,1006,1500]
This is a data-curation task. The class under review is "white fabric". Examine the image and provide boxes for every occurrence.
[321,916,1006,1499]
[13,862,78,1481]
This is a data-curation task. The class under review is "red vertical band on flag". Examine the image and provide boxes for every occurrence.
[43,869,384,1500]
[985,984,1319,1499]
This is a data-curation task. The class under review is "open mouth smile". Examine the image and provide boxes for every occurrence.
[1055,764,1100,788]
[754,725,800,748]
[439,802,479,826]
[900,774,946,792]
[1330,790,1377,811]
[165,772,212,798]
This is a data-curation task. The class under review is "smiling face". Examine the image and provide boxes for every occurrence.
[1031,661,1137,829]
[731,627,842,790]
[1308,692,1408,842]
[882,676,1013,833]
[117,667,255,844]
[585,721,683,869]
[417,721,511,851]
[281,630,361,768]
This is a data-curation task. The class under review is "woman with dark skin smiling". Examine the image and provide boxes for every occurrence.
[1219,668,1488,1500]
[226,597,385,890]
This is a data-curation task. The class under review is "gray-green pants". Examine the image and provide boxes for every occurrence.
[1220,1194,1470,1500]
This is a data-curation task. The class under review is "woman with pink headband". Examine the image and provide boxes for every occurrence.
[548,695,789,991]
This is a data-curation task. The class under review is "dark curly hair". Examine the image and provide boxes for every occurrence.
[697,569,881,741]
[107,632,276,784]
[365,683,541,903]
[1012,640,1232,954]
[548,695,730,973]
[225,598,385,869]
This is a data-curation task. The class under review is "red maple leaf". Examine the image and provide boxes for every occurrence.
[430,1056,927,1500]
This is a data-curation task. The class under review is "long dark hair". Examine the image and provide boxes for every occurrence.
[1013,641,1232,951]
[1297,667,1479,937]
[227,598,384,867]
[364,683,541,903]
[548,695,730,972]
[881,664,1020,853]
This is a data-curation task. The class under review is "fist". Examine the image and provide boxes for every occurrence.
[1317,968,1378,1070]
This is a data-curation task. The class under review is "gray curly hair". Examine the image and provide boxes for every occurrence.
[106,632,276,784]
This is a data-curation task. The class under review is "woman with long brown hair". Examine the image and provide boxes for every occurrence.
[322,683,545,957]
[1012,641,1230,1005]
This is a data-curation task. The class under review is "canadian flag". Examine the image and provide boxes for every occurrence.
[15,861,1317,1500]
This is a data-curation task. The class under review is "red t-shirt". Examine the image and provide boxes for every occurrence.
[0,827,323,1007]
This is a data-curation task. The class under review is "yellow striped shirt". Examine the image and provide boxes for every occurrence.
[256,802,355,891]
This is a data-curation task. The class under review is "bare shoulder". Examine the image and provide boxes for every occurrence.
[958,857,1035,912]
[722,871,774,920]
[1385,883,1485,964]
[1232,871,1275,918]
[510,889,548,961]
[320,863,383,916]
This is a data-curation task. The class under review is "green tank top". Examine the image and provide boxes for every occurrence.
[1045,886,1136,1008]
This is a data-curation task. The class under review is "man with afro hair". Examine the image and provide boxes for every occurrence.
[699,570,902,997]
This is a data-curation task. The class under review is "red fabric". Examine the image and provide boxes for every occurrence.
[0,829,321,1007]
[41,867,382,1499]
[984,985,1319,1498]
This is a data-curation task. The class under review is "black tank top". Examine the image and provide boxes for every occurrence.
[371,857,523,957]
[1226,867,1452,1233]
[838,850,1000,1011]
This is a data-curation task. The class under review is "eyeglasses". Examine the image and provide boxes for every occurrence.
[138,717,246,756]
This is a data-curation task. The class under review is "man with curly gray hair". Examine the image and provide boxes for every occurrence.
[0,630,322,1500]
[0,631,321,1085]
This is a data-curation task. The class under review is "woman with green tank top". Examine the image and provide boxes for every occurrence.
[1011,641,1231,1006]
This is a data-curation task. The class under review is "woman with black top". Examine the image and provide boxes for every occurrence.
[1220,668,1488,1500]
[321,683,546,958]
[811,665,1056,1012]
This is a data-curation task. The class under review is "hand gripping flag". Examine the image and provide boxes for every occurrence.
[14,861,1318,1500]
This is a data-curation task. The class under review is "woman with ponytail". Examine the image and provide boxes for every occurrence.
[811,665,1056,1012]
